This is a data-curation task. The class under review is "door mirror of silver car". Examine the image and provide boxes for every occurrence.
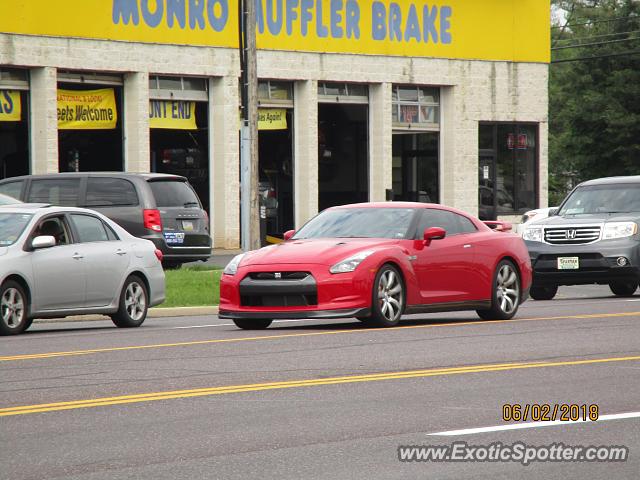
[423,227,446,246]
[32,235,56,249]
[548,208,558,216]
[283,230,296,241]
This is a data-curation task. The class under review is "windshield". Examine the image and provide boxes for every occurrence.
[0,213,32,246]
[558,184,640,215]
[293,208,417,239]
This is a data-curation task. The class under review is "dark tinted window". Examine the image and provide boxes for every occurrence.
[69,214,110,242]
[0,181,24,201]
[148,180,200,207]
[85,178,138,206]
[417,209,477,237]
[28,179,81,206]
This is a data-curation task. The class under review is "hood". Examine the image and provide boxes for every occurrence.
[241,238,401,267]
[533,213,639,227]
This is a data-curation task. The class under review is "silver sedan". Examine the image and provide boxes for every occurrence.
[0,204,165,335]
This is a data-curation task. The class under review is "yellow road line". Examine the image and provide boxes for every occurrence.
[2,311,639,363]
[2,355,639,417]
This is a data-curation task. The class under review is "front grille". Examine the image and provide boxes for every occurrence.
[544,226,601,245]
[241,294,318,307]
[249,271,310,280]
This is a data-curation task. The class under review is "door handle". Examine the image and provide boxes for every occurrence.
[116,249,128,256]
[463,244,472,249]
[72,253,84,260]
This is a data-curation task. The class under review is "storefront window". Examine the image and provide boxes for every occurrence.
[0,68,30,181]
[478,123,538,220]
[392,86,440,128]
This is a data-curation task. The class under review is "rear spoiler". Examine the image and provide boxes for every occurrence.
[483,221,512,232]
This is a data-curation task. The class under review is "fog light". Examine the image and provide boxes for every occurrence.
[616,257,629,266]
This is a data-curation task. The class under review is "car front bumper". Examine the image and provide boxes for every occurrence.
[526,238,640,286]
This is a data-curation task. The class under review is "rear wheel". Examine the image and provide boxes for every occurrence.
[232,319,273,330]
[111,275,148,328]
[364,264,405,327]
[0,281,29,336]
[609,281,638,297]
[477,260,520,320]
[529,285,558,300]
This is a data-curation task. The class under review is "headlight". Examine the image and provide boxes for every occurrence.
[523,227,543,242]
[223,253,245,275]
[329,250,375,274]
[603,222,637,240]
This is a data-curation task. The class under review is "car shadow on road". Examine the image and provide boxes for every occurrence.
[265,316,481,332]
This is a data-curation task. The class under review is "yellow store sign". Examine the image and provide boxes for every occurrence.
[150,100,197,130]
[0,91,21,122]
[1,0,550,63]
[57,89,118,130]
[258,109,287,130]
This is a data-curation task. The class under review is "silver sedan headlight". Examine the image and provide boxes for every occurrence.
[223,253,246,275]
[330,250,374,274]
[523,226,543,242]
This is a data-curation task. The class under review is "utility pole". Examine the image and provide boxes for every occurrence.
[239,0,260,251]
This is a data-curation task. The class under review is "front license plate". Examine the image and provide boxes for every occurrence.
[557,257,579,270]
[181,220,194,231]
[164,232,185,245]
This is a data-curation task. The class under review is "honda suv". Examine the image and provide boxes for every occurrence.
[523,176,640,300]
[0,172,211,268]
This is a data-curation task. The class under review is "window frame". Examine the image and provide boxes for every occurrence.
[68,213,114,244]
[392,85,440,131]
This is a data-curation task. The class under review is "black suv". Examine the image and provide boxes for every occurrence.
[0,172,211,268]
[524,176,640,300]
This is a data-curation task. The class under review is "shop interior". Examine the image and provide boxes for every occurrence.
[0,91,29,181]
[391,132,439,203]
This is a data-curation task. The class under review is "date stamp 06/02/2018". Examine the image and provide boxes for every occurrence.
[502,404,599,422]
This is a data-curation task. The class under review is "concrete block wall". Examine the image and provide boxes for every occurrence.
[2,33,548,247]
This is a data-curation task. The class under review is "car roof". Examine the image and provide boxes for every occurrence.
[0,172,187,182]
[0,204,103,215]
[329,201,476,217]
[579,176,640,186]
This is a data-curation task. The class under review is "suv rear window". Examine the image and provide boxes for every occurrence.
[28,179,81,206]
[148,180,200,208]
[86,178,138,206]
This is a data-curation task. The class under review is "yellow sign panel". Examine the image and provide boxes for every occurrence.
[0,91,21,122]
[57,89,118,130]
[150,100,197,130]
[258,109,287,130]
[1,0,549,63]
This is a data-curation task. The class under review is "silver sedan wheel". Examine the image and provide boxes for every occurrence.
[1,287,25,329]
[125,282,146,321]
[496,264,519,315]
[378,269,404,322]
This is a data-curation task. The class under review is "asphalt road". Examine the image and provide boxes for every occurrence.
[1,285,639,479]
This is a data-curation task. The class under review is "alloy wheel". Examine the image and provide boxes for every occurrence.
[1,287,25,329]
[125,282,146,321]
[377,269,404,322]
[496,264,519,315]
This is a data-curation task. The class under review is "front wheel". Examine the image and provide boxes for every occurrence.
[0,281,30,336]
[609,281,638,297]
[477,260,520,320]
[233,319,273,330]
[111,275,148,328]
[364,264,405,327]
[530,285,558,300]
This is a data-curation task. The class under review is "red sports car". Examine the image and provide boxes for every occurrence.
[219,202,532,329]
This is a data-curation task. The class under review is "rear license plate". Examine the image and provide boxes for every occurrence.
[164,232,185,245]
[181,220,195,231]
[557,257,579,270]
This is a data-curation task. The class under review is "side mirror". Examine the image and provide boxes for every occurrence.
[283,230,296,241]
[32,235,56,249]
[423,227,446,246]
[548,208,558,216]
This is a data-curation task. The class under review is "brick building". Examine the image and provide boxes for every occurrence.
[0,0,550,248]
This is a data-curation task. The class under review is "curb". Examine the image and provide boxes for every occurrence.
[34,306,219,324]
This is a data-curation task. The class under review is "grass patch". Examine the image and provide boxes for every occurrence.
[159,266,222,308]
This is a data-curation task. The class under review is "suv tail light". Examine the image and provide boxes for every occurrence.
[154,249,163,262]
[143,209,163,232]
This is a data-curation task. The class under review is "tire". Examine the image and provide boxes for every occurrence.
[609,281,638,297]
[477,260,521,320]
[364,264,405,327]
[232,319,273,330]
[529,285,558,301]
[111,275,148,328]
[0,280,30,336]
